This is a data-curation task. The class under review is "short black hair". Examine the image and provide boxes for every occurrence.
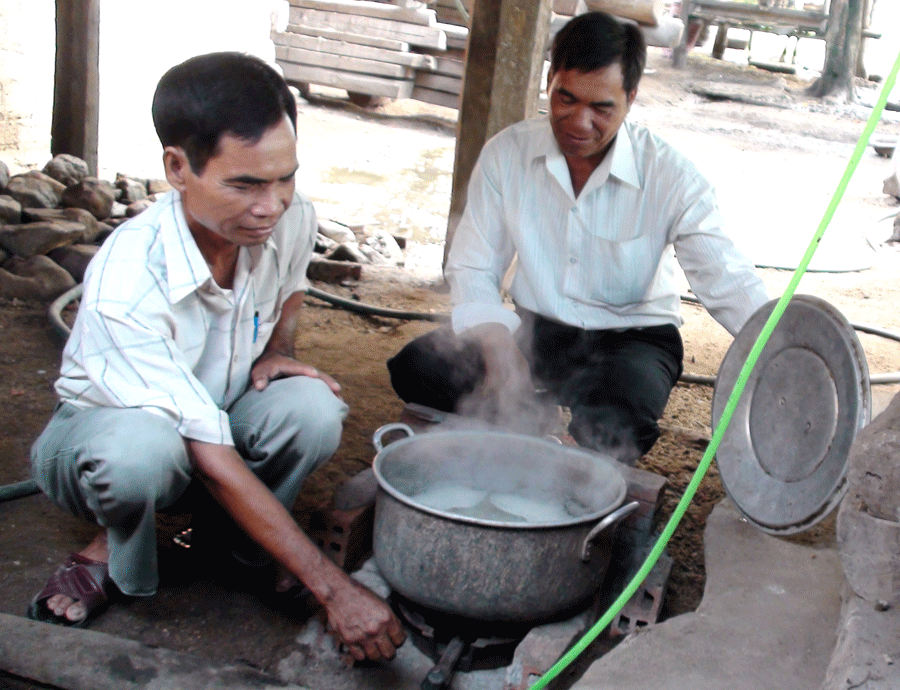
[550,12,647,94]
[152,52,297,173]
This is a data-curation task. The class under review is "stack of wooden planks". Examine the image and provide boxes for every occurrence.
[273,0,682,110]
[274,0,466,107]
[412,49,465,108]
[431,0,470,27]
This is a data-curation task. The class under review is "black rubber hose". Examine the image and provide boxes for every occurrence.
[48,285,900,384]
[0,479,39,502]
[305,285,448,322]
[4,281,896,504]
[48,283,83,340]
[679,293,900,385]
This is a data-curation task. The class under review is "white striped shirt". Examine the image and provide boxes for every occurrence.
[55,190,316,445]
[446,118,768,337]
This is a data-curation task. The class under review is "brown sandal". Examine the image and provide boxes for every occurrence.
[26,553,113,628]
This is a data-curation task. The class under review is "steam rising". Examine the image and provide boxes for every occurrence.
[452,325,643,466]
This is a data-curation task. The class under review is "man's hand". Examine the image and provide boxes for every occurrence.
[251,292,341,394]
[469,322,534,400]
[251,352,341,395]
[189,442,404,663]
[457,322,538,427]
[323,579,407,662]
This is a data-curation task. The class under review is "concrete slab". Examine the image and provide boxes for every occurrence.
[822,586,900,689]
[572,499,844,690]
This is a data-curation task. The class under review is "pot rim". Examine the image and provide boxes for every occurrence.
[372,428,627,529]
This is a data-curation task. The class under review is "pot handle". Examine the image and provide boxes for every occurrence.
[372,422,415,452]
[581,500,640,562]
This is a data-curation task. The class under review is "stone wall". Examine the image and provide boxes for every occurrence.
[0,0,288,179]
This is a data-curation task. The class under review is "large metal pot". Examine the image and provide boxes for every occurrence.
[371,424,638,623]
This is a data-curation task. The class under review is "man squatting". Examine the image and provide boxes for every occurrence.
[388,12,769,466]
[27,52,406,662]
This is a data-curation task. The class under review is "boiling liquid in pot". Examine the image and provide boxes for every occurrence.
[410,482,578,523]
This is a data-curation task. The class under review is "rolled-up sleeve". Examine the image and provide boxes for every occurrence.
[65,306,232,445]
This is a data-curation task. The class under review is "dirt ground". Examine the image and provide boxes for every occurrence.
[2,47,900,682]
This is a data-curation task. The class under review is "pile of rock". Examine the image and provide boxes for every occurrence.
[0,155,164,300]
[311,217,407,284]
[0,154,407,301]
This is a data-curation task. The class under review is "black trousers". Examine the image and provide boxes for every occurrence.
[386,312,683,463]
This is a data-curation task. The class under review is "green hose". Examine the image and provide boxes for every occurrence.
[528,46,900,690]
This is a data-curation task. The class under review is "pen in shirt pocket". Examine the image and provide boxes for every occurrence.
[253,311,259,343]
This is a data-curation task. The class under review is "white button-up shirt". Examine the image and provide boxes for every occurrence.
[446,117,768,337]
[55,190,316,445]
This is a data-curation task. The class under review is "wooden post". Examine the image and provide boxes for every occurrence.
[52,0,100,175]
[672,0,694,68]
[444,0,552,265]
[711,21,730,60]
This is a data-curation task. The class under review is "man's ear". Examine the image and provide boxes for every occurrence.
[162,146,191,192]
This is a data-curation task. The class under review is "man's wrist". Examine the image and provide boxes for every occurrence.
[451,302,521,335]
[256,346,294,363]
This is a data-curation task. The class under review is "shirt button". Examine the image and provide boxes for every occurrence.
[570,257,577,264]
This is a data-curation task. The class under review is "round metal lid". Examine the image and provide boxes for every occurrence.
[712,294,871,535]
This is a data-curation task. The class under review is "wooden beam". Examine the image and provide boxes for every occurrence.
[487,0,551,140]
[52,0,100,175]
[436,21,470,50]
[280,62,415,99]
[419,54,466,77]
[284,24,411,51]
[289,7,448,49]
[275,45,415,79]
[445,0,552,261]
[287,0,437,27]
[412,86,461,109]
[414,72,461,94]
[273,31,436,69]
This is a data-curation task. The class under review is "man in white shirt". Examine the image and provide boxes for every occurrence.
[28,52,405,662]
[388,12,768,465]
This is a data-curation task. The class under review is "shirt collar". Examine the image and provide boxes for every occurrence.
[161,191,276,304]
[608,121,641,189]
[535,119,642,198]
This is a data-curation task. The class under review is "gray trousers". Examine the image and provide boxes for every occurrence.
[30,376,349,597]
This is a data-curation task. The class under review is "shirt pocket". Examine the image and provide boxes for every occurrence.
[251,310,279,360]
[578,233,659,307]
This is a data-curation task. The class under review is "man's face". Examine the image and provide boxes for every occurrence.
[166,114,299,248]
[548,63,636,166]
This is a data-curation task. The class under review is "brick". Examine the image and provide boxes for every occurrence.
[609,550,673,639]
[504,611,593,690]
[305,502,374,572]
[619,464,667,507]
[306,256,362,283]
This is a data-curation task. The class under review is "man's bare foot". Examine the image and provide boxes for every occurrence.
[45,531,109,623]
